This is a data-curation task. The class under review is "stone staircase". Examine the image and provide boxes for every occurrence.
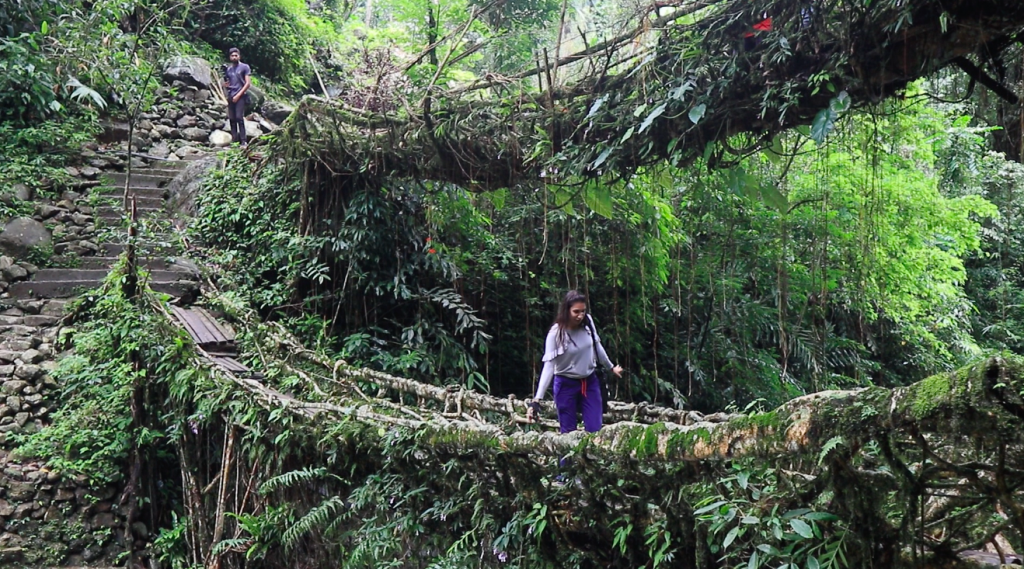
[8,160,201,300]
[0,157,209,567]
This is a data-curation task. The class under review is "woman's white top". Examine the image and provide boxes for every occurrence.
[534,315,614,400]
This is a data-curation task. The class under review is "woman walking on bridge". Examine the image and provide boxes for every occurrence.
[528,290,623,433]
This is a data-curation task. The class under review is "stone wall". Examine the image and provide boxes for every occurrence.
[0,298,130,567]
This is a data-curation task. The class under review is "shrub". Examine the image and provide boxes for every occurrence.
[183,0,316,90]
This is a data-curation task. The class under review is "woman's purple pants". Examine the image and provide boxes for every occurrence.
[553,373,603,433]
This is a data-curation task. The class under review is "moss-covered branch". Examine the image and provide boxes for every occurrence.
[274,0,1024,195]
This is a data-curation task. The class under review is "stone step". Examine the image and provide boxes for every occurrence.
[33,268,193,282]
[94,206,163,222]
[50,256,192,272]
[139,167,189,177]
[100,242,178,256]
[100,172,174,188]
[153,157,201,167]
[91,186,167,200]
[0,324,42,336]
[1,298,70,316]
[0,314,60,327]
[111,167,182,177]
[122,195,165,209]
[9,278,198,299]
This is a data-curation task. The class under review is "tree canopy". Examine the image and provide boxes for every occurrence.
[275,0,1024,193]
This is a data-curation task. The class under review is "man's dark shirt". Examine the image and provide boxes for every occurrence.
[225,62,251,98]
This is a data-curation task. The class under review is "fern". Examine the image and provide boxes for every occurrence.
[211,538,251,556]
[817,435,845,466]
[259,466,334,494]
[65,75,107,109]
[282,495,347,549]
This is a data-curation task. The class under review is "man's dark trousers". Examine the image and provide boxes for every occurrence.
[228,98,246,144]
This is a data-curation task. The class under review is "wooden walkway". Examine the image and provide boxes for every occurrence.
[169,305,255,376]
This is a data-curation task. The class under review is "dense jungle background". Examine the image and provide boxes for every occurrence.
[8,0,1024,409]
[5,0,1024,567]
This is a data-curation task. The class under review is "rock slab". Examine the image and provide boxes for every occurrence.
[0,218,51,260]
[162,56,215,89]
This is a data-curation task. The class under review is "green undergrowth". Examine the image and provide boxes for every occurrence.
[154,291,874,568]
[0,117,98,204]
[12,259,190,486]
[13,255,1017,567]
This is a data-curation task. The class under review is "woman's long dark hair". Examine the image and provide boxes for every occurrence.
[553,290,587,349]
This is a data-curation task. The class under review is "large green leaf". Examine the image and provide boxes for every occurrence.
[789,518,814,539]
[584,182,614,218]
[811,91,851,144]
[728,167,758,198]
[688,103,706,124]
[638,102,667,133]
[759,183,788,212]
[810,107,836,145]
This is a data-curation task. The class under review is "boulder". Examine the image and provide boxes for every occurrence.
[6,481,34,501]
[244,120,261,140]
[70,213,92,226]
[1,264,27,281]
[175,146,203,158]
[0,218,51,260]
[34,205,61,220]
[149,142,171,159]
[262,100,294,124]
[12,184,32,201]
[2,380,26,394]
[246,85,267,109]
[209,130,232,147]
[254,114,276,133]
[97,120,130,143]
[166,155,218,217]
[182,127,208,142]
[161,56,215,89]
[14,365,39,380]
[90,512,118,529]
[154,124,180,138]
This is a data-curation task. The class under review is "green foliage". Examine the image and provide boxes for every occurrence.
[0,0,61,37]
[694,462,849,569]
[152,512,193,569]
[932,114,1024,356]
[0,33,61,123]
[0,117,97,196]
[189,156,313,312]
[252,427,569,569]
[183,0,320,90]
[203,96,1004,409]
[14,263,188,486]
[192,159,493,390]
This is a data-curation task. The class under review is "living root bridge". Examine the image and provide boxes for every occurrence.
[204,315,1024,567]
[274,0,1024,200]
[266,355,1024,466]
[156,284,1024,567]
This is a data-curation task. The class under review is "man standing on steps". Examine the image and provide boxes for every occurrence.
[223,47,252,147]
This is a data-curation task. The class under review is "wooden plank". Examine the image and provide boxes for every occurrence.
[171,306,237,350]
[192,310,233,350]
[179,308,220,345]
[213,356,249,373]
[194,307,236,342]
[170,306,202,341]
